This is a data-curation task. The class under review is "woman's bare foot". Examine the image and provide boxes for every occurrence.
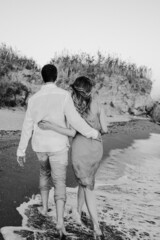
[93,223,102,236]
[37,206,48,216]
[72,208,82,225]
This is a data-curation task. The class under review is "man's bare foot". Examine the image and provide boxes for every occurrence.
[37,206,48,216]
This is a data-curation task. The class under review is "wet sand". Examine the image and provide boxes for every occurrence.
[0,119,160,239]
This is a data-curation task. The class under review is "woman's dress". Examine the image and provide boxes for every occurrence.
[71,99,103,190]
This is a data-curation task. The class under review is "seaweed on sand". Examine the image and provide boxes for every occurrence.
[13,204,125,240]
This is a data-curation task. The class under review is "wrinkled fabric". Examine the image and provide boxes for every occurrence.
[36,151,68,202]
[71,98,103,190]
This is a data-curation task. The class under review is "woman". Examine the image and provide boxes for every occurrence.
[38,76,107,236]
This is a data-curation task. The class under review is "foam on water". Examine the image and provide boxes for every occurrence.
[1,188,123,240]
[1,133,160,239]
[96,133,160,240]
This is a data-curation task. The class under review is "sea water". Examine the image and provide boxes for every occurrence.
[95,133,160,240]
[1,133,160,240]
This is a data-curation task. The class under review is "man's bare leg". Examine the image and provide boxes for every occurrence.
[56,199,68,237]
[49,153,69,237]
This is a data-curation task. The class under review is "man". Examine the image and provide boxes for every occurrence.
[17,64,99,237]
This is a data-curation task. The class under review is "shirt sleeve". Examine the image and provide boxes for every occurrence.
[17,100,34,157]
[64,93,98,139]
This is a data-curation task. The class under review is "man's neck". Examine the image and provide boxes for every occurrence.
[44,81,56,85]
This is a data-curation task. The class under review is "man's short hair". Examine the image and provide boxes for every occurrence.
[41,64,57,83]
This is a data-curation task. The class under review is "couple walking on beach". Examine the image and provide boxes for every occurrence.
[17,64,107,238]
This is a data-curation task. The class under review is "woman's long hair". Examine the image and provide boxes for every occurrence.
[71,76,92,116]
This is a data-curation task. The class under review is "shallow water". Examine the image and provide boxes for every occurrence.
[1,133,160,240]
[96,133,160,240]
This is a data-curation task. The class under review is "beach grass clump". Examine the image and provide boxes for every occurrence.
[0,43,38,77]
[0,44,40,107]
[0,44,153,112]
[0,77,31,107]
[50,52,153,116]
[50,51,152,90]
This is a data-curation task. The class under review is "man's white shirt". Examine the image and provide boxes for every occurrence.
[17,83,98,157]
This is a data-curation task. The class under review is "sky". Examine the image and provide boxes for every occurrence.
[0,0,160,99]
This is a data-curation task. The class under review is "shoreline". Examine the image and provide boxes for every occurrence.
[1,115,160,239]
[0,107,150,131]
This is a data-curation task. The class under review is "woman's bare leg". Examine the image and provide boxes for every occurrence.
[84,188,102,235]
[77,185,85,215]
[71,185,85,224]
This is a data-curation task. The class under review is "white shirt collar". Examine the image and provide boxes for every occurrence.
[41,82,57,89]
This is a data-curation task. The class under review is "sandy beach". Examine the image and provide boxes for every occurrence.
[0,109,160,239]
